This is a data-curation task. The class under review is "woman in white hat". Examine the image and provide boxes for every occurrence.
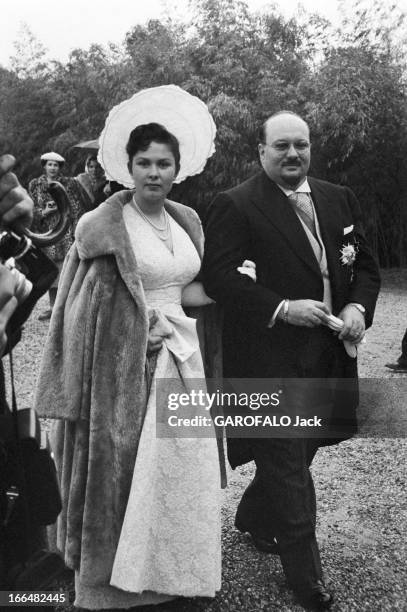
[28,151,92,319]
[35,87,256,609]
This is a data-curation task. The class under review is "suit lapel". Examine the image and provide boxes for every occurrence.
[251,172,321,277]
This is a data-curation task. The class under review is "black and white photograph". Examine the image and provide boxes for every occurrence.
[0,0,406,610]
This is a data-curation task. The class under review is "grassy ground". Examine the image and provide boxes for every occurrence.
[7,269,407,612]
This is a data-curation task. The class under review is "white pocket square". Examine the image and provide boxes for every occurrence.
[343,225,354,235]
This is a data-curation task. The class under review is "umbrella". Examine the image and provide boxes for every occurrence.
[72,139,99,150]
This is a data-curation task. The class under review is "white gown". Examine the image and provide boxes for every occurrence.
[108,204,221,601]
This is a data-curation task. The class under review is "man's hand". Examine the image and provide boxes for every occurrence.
[280,299,331,327]
[0,264,19,355]
[0,154,34,230]
[337,304,365,343]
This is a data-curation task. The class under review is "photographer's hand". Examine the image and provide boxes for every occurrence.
[0,154,34,230]
[0,264,18,355]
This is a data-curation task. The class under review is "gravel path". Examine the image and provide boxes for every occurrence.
[6,270,407,612]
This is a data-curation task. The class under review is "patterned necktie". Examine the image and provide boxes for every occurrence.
[288,192,317,238]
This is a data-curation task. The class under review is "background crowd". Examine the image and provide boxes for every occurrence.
[0,0,406,268]
[27,152,108,319]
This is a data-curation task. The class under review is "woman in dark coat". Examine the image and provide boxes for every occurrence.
[75,154,107,209]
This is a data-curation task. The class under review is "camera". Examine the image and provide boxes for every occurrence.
[0,231,58,295]
[0,231,58,341]
[0,179,73,342]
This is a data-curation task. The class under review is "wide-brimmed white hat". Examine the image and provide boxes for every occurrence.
[98,85,216,186]
[40,151,65,163]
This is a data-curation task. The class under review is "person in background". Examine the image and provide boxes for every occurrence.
[76,154,107,208]
[28,152,92,320]
[103,179,128,197]
[385,328,407,372]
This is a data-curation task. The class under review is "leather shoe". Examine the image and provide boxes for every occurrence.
[235,516,279,554]
[385,362,407,372]
[295,580,333,610]
[38,309,52,321]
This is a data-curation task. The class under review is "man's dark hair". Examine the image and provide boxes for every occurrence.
[258,111,309,144]
[126,123,180,175]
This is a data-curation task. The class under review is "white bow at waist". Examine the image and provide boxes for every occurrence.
[148,305,199,363]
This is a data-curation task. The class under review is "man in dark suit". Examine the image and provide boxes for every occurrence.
[202,112,380,610]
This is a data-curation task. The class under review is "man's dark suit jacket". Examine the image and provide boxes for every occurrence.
[202,171,381,467]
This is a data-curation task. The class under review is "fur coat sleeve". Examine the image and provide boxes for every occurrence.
[34,191,226,486]
[34,247,149,423]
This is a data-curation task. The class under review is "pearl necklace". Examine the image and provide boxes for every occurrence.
[131,195,173,251]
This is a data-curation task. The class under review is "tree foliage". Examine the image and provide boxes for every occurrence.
[1,0,406,265]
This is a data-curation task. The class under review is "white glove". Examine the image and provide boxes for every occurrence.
[325,313,365,358]
[237,259,256,282]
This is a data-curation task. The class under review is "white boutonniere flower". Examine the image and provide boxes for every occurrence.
[340,243,356,266]
[340,242,358,281]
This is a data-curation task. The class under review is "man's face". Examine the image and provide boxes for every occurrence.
[258,115,311,189]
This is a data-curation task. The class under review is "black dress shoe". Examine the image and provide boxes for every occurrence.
[385,362,407,372]
[38,309,52,321]
[235,516,279,554]
[295,580,333,610]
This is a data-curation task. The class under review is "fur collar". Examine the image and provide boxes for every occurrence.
[75,189,204,261]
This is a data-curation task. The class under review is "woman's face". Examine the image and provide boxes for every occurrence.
[44,160,60,180]
[129,142,177,204]
[87,159,101,179]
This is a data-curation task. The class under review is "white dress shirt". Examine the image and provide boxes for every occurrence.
[268,179,330,326]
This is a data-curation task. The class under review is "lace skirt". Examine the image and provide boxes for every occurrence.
[71,345,221,609]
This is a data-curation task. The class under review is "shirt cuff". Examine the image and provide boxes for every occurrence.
[347,302,366,315]
[268,300,285,328]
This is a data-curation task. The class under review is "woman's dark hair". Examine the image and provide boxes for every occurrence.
[126,123,180,175]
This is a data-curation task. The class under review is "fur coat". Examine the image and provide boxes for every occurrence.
[34,189,224,586]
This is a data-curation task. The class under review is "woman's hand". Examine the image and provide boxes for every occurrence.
[147,333,166,355]
[147,309,172,356]
[237,259,256,282]
[181,260,257,307]
[103,183,112,197]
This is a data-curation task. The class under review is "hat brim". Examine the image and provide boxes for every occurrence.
[98,85,216,187]
[40,152,65,163]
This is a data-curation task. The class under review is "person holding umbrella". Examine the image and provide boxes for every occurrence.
[75,154,107,208]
